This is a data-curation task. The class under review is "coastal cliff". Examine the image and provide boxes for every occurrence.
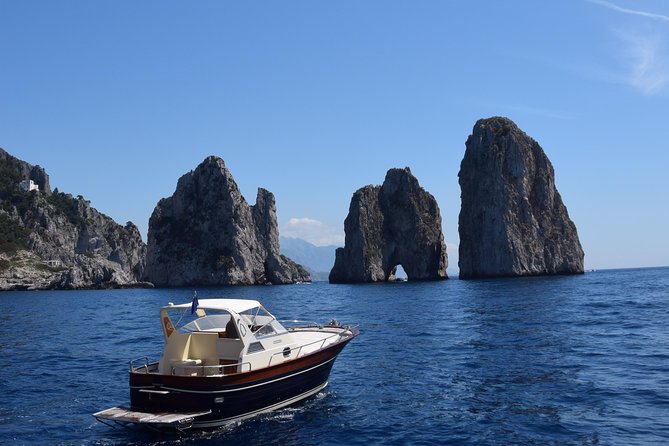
[329,167,447,283]
[0,148,147,290]
[458,117,584,278]
[144,156,310,286]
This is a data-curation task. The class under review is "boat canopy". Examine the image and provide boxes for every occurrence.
[164,299,263,315]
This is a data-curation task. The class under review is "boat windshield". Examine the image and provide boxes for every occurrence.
[163,303,287,338]
[168,308,234,334]
[239,306,287,338]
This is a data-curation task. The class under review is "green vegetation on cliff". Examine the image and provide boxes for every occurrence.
[0,156,22,194]
[47,189,87,228]
[0,214,28,253]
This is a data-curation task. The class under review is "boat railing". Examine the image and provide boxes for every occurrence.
[129,356,151,372]
[279,319,322,329]
[267,329,347,367]
[129,356,252,376]
[171,361,253,376]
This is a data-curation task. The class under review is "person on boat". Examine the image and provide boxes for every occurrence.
[225,317,239,339]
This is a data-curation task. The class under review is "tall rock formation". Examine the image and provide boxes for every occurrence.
[0,148,147,290]
[329,167,448,283]
[458,117,584,279]
[144,156,309,286]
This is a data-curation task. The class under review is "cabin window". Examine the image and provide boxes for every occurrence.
[247,342,265,354]
[254,320,287,338]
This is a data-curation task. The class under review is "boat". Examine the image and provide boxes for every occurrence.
[94,296,358,431]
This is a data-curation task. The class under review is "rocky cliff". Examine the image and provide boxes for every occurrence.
[144,156,310,286]
[458,117,584,278]
[0,148,147,290]
[329,167,448,283]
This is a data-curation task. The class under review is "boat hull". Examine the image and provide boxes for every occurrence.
[128,335,352,428]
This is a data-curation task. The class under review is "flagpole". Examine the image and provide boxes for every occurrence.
[191,290,199,314]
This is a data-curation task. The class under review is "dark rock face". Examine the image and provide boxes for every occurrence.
[329,167,448,283]
[144,156,309,286]
[0,148,147,290]
[458,117,584,279]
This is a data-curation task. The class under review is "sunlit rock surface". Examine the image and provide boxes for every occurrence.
[145,156,309,286]
[458,117,584,279]
[0,148,147,290]
[329,167,447,283]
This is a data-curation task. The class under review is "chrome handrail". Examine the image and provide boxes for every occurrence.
[279,319,321,328]
[267,329,348,367]
[171,361,252,376]
[129,356,150,372]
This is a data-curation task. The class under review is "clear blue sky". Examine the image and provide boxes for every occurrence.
[2,0,668,272]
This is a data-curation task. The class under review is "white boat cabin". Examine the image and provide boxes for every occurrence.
[158,298,342,377]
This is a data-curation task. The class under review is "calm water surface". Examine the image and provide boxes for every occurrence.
[0,268,668,445]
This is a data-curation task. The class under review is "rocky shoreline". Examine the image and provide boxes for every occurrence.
[1,147,147,291]
[0,250,154,291]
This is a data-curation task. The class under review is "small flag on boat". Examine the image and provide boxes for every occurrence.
[191,291,199,314]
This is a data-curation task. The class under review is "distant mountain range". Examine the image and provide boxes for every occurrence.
[279,237,338,281]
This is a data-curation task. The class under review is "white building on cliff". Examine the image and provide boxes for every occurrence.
[19,179,39,192]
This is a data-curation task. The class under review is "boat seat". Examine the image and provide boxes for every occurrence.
[158,332,192,374]
[172,359,203,376]
[217,338,243,373]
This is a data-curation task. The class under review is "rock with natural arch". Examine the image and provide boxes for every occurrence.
[329,167,448,283]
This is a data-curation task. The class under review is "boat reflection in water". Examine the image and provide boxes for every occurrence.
[94,296,358,431]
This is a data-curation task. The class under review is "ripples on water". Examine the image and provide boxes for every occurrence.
[0,268,668,445]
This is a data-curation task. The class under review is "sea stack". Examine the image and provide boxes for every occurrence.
[329,167,448,283]
[144,156,310,286]
[458,117,584,279]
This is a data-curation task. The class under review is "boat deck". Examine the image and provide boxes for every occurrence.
[93,406,211,429]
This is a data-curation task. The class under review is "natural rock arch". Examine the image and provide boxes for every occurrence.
[329,167,448,283]
[387,263,408,282]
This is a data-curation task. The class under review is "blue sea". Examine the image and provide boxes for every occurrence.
[0,267,668,445]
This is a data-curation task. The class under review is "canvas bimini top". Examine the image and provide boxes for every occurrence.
[163,298,264,315]
[161,298,280,338]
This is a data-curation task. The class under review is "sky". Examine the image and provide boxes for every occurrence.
[1,0,668,273]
